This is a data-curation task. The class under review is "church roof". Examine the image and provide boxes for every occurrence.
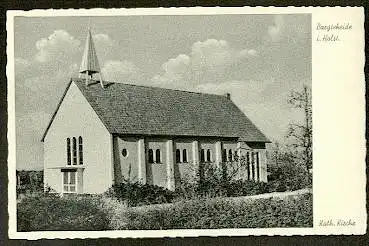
[42,78,270,142]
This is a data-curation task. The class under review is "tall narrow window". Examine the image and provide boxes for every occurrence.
[234,150,238,162]
[251,152,255,180]
[246,152,250,180]
[222,149,227,162]
[156,149,161,163]
[256,152,260,181]
[72,137,77,165]
[78,136,83,165]
[176,149,181,163]
[67,138,71,165]
[182,149,187,163]
[148,149,154,163]
[200,149,205,163]
[228,149,233,162]
[206,149,211,162]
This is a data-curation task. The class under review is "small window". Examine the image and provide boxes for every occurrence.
[234,150,238,161]
[228,149,233,162]
[122,148,128,157]
[148,149,154,163]
[200,149,205,163]
[176,149,181,163]
[78,136,83,165]
[72,137,77,165]
[206,149,211,162]
[251,152,255,180]
[182,149,187,163]
[155,149,161,163]
[256,152,260,181]
[246,152,250,180]
[67,138,71,165]
[222,149,227,162]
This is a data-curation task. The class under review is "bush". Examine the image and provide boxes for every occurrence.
[16,170,44,198]
[105,181,175,207]
[17,193,109,231]
[116,192,313,229]
[99,196,129,230]
[174,177,271,200]
[267,158,312,192]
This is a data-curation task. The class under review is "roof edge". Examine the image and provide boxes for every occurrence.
[228,100,271,143]
[41,80,73,142]
[71,77,230,99]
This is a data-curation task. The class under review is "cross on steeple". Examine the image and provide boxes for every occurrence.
[79,27,104,88]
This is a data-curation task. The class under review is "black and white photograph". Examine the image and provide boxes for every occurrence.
[7,7,365,238]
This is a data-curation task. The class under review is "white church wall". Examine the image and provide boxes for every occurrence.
[174,138,195,184]
[44,82,113,194]
[146,138,167,188]
[113,136,139,184]
[199,140,217,163]
[240,142,267,182]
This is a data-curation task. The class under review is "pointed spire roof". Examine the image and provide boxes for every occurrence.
[79,29,101,75]
[79,28,104,88]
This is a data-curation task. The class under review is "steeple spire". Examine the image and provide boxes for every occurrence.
[79,28,104,88]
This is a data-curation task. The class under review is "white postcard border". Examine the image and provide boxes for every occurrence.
[7,7,366,239]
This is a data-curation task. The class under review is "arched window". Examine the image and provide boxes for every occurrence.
[200,149,205,163]
[78,136,83,165]
[156,149,161,163]
[228,149,233,162]
[251,152,255,180]
[222,149,227,162]
[67,138,71,165]
[182,149,187,163]
[246,152,250,180]
[176,149,181,163]
[72,137,77,165]
[148,149,154,163]
[206,149,211,162]
[256,152,260,181]
[234,150,238,161]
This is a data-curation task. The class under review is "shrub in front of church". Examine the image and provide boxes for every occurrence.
[17,194,110,231]
[105,181,175,207]
[174,161,271,199]
[115,192,313,229]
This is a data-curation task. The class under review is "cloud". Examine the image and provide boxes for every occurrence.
[92,33,116,64]
[35,30,81,63]
[93,33,114,48]
[268,15,284,42]
[152,39,258,88]
[101,60,139,83]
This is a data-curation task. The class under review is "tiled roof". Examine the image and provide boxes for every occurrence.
[72,79,269,142]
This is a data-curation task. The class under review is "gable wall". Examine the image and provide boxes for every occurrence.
[44,82,113,194]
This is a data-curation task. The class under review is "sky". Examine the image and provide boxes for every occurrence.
[14,14,311,170]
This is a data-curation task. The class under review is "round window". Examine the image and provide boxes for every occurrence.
[122,149,128,157]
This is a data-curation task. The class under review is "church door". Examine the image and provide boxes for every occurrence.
[62,170,77,193]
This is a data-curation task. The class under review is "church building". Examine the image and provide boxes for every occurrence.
[41,29,270,194]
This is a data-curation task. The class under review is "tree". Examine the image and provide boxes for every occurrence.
[287,85,312,172]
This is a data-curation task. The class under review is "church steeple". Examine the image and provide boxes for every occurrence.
[79,28,104,88]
